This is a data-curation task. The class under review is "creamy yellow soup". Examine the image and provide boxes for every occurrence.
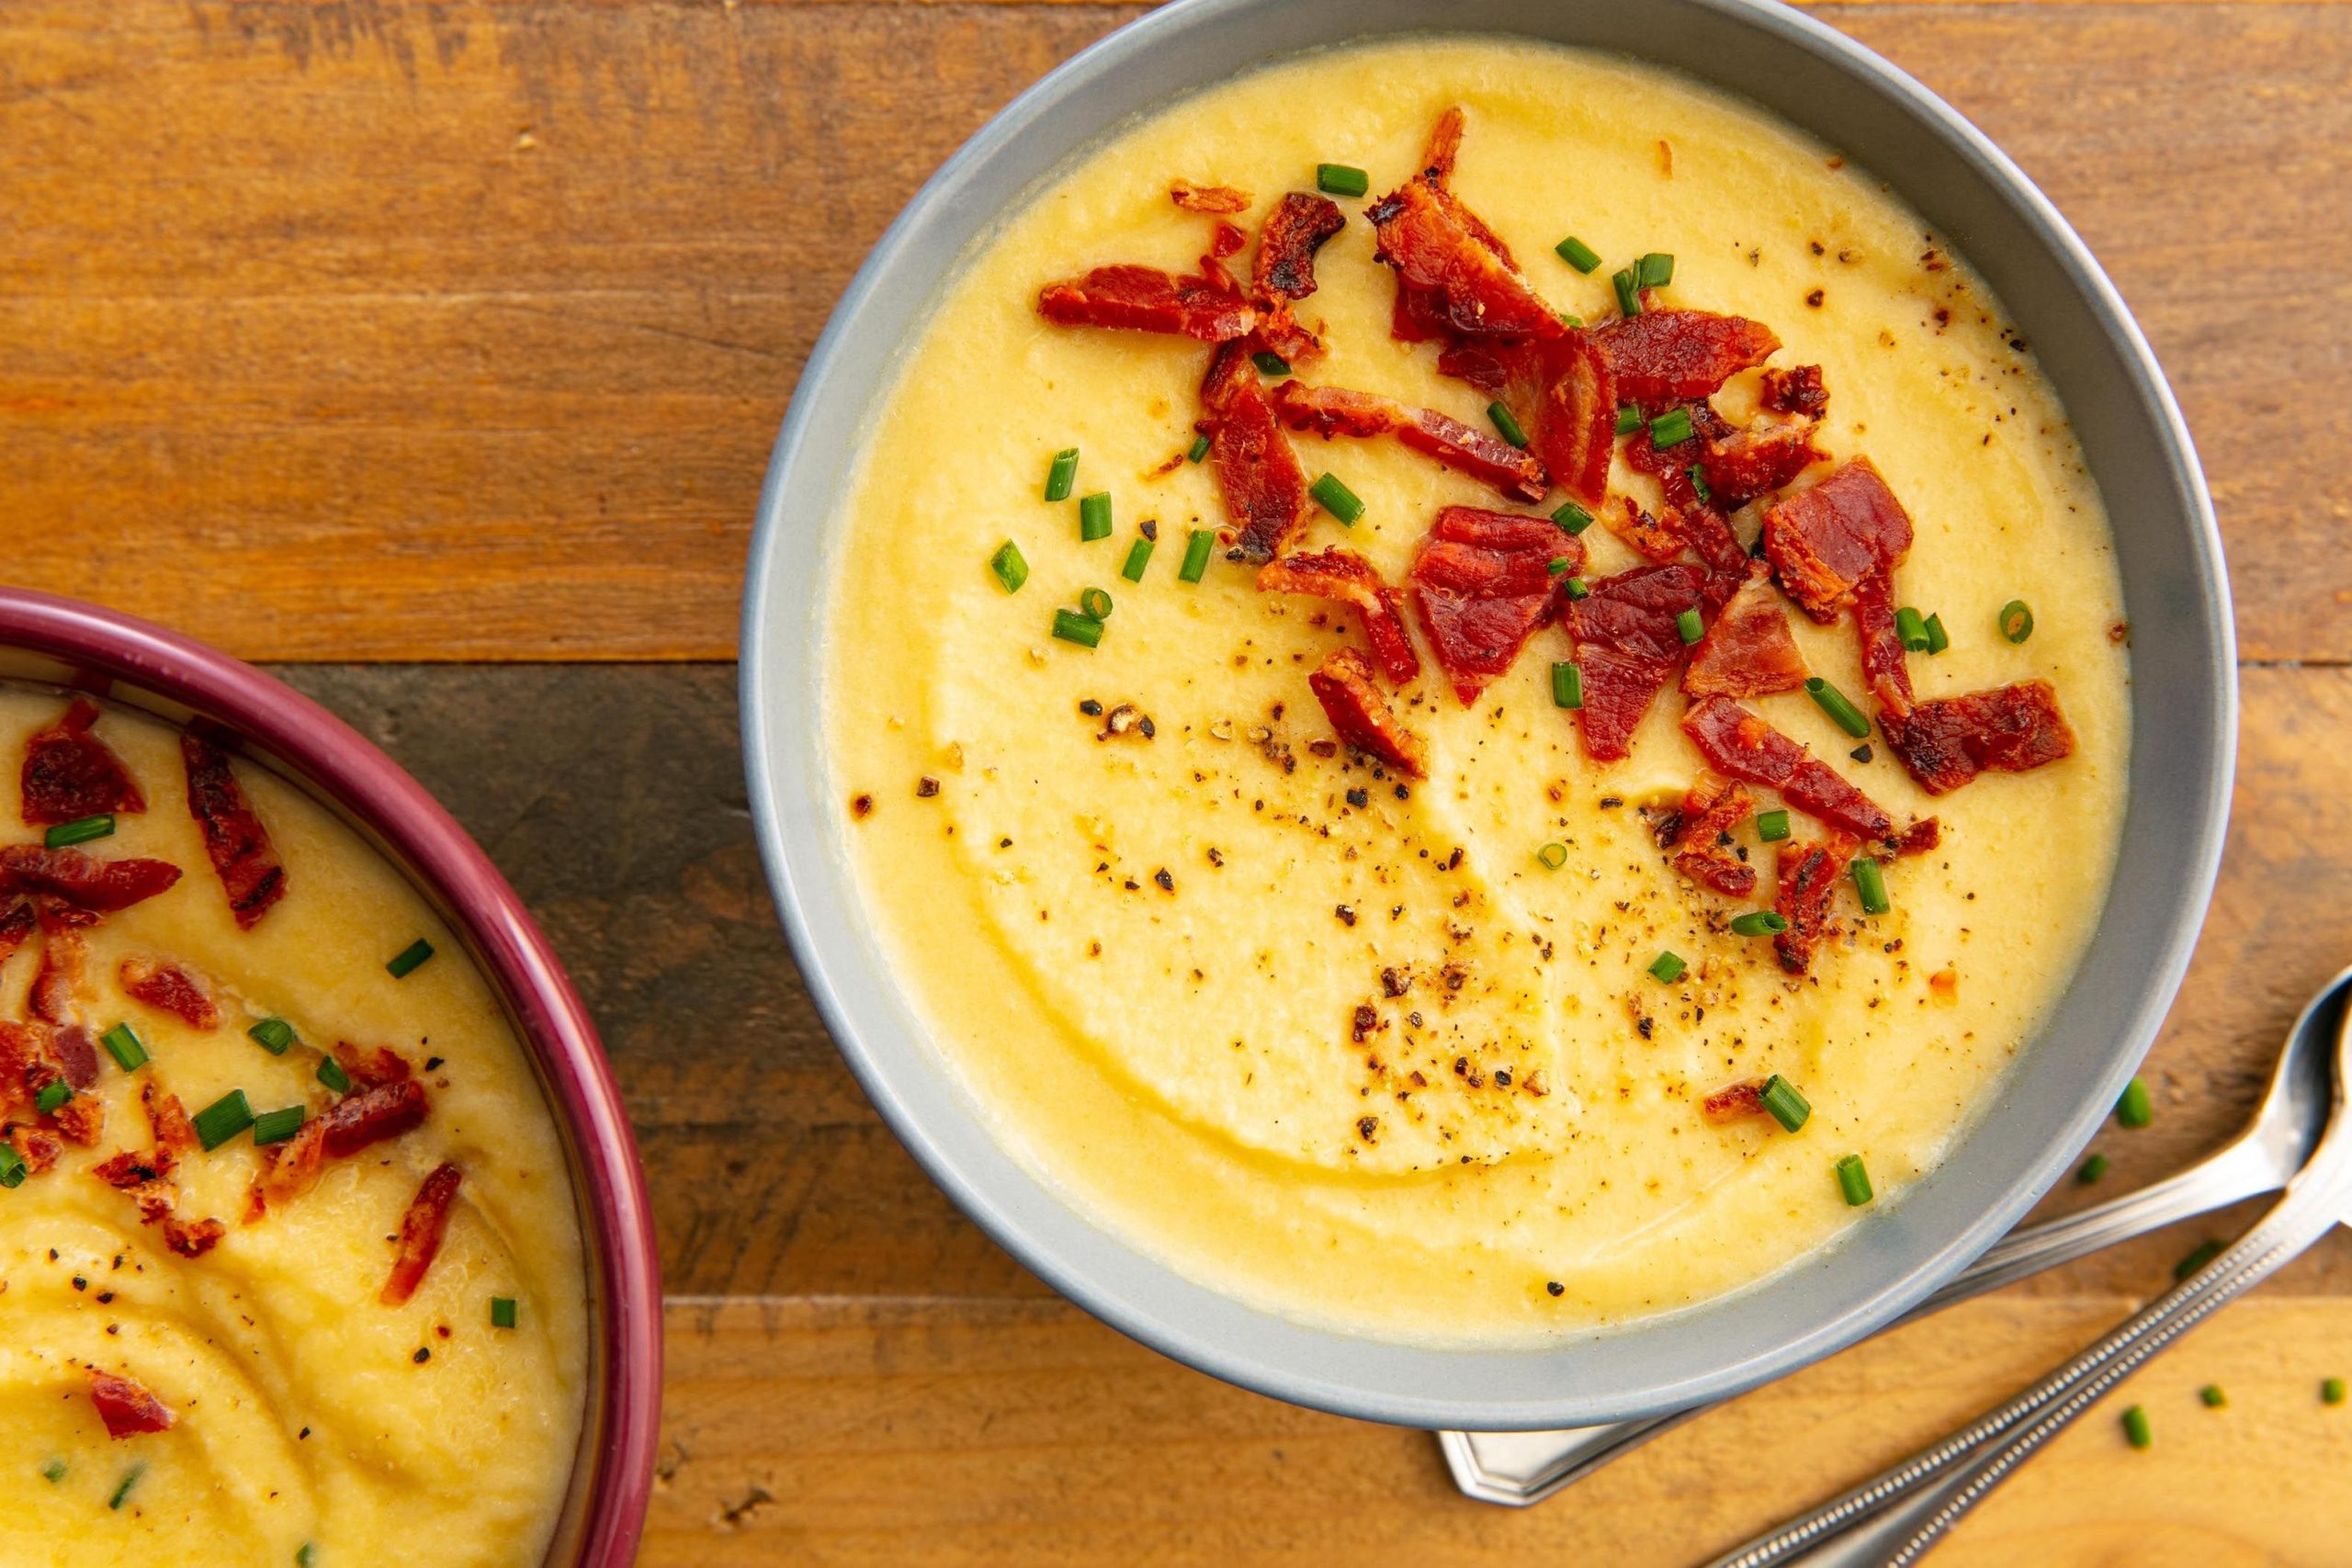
[826,39,2129,1343]
[0,687,585,1564]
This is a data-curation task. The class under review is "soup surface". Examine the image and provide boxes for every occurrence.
[0,686,585,1564]
[827,38,2129,1342]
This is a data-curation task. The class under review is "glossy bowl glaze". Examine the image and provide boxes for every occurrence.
[741,0,2233,1428]
[0,585,661,1560]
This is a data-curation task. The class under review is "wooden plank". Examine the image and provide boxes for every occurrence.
[646,1292,2352,1565]
[5,4,2346,661]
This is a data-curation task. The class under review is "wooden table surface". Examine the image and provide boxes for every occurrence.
[9,1,2352,1562]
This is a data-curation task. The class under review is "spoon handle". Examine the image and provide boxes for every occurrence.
[1707,1197,2344,1568]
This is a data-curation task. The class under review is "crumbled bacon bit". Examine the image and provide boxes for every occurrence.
[1761,457,1915,624]
[1367,107,1563,342]
[1880,681,2078,795]
[1590,310,1781,406]
[1566,563,1706,761]
[1409,507,1579,705]
[1759,365,1829,420]
[28,905,85,1026]
[1683,570,1809,699]
[1170,180,1250,215]
[182,735,287,929]
[1696,422,1825,511]
[1682,697,1894,841]
[87,1370,175,1438]
[144,1083,196,1156]
[1252,192,1346,302]
[1271,380,1549,503]
[0,846,181,916]
[1200,341,1308,561]
[1702,1077,1770,1124]
[163,1217,226,1258]
[1773,835,1859,974]
[1852,570,1916,715]
[21,699,145,826]
[1258,547,1421,687]
[0,898,33,967]
[1306,649,1427,780]
[332,1042,414,1092]
[1037,263,1258,344]
[7,1124,62,1174]
[381,1161,463,1307]
[1659,775,1758,897]
[253,1119,325,1213]
[321,1079,429,1158]
[119,958,220,1031]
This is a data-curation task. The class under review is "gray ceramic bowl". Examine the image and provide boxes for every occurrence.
[741,0,2233,1428]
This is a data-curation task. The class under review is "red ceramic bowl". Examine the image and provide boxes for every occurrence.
[0,585,661,1564]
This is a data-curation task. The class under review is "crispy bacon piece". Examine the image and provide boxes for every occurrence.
[1773,835,1859,975]
[1698,422,1825,510]
[29,904,86,1027]
[1036,263,1257,344]
[0,846,181,915]
[332,1042,415,1093]
[1200,341,1308,562]
[1759,365,1829,420]
[1880,681,2078,795]
[1761,457,1915,624]
[1605,500,1689,564]
[1565,563,1706,761]
[182,735,286,929]
[1684,570,1809,699]
[321,1079,429,1159]
[1459,333,1618,506]
[1681,696,1895,841]
[381,1161,464,1307]
[1619,406,1757,597]
[164,1217,225,1258]
[1368,108,1562,341]
[1408,507,1579,705]
[1657,775,1758,897]
[21,699,145,826]
[7,1125,62,1174]
[88,1371,175,1438]
[254,1119,325,1213]
[1306,648,1427,779]
[145,1084,197,1158]
[51,1025,98,1090]
[119,958,220,1031]
[1170,180,1250,215]
[1257,548,1421,686]
[48,1091,103,1147]
[1702,1077,1770,1124]
[1591,310,1781,406]
[1253,192,1345,302]
[0,898,33,966]
[1270,380,1548,503]
[1853,570,1916,716]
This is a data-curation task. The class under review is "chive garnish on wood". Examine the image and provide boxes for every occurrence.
[2116,1076,2153,1129]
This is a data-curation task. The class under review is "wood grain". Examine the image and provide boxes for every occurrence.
[6,3,2346,661]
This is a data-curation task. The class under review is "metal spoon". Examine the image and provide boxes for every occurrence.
[1708,966,2352,1565]
[1441,965,2352,1509]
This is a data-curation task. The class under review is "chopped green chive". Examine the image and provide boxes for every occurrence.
[1835,1153,1874,1206]
[1999,599,2034,644]
[40,1457,66,1483]
[1186,432,1212,464]
[0,1142,25,1190]
[1676,607,1704,645]
[2077,1152,2110,1184]
[1637,252,1675,288]
[989,540,1029,594]
[1079,491,1113,542]
[1564,576,1591,602]
[1611,266,1642,316]
[1851,856,1891,916]
[1251,350,1291,378]
[491,1295,520,1329]
[387,939,435,980]
[2199,1383,2227,1409]
[1613,403,1642,436]
[1547,557,1575,576]
[109,1462,145,1510]
[35,1080,70,1115]
[1647,951,1687,985]
[1308,472,1364,525]
[1536,841,1568,871]
[1316,163,1370,198]
[248,1018,297,1055]
[252,1106,306,1146]
[1924,611,1951,655]
[1649,409,1694,447]
[1557,312,1584,329]
[1729,910,1788,937]
[2175,1239,2224,1280]
[1756,809,1792,842]
[1688,466,1713,505]
[2116,1076,2154,1129]
[1896,606,1931,652]
[1179,529,1216,584]
[1051,608,1105,648]
[101,1023,149,1073]
[1487,401,1529,449]
[1804,676,1871,739]
[1044,447,1080,502]
[298,1545,316,1568]
[1555,235,1602,274]
[2325,1378,2347,1406]
[2121,1404,2153,1450]
[193,1089,254,1152]
[317,1056,353,1096]
[1551,662,1584,710]
[1120,536,1155,582]
[44,814,115,850]
[1760,1074,1811,1133]
[1078,587,1114,622]
[1553,501,1595,536]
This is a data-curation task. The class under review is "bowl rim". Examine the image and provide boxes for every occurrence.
[0,585,662,1562]
[741,0,2234,1427]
